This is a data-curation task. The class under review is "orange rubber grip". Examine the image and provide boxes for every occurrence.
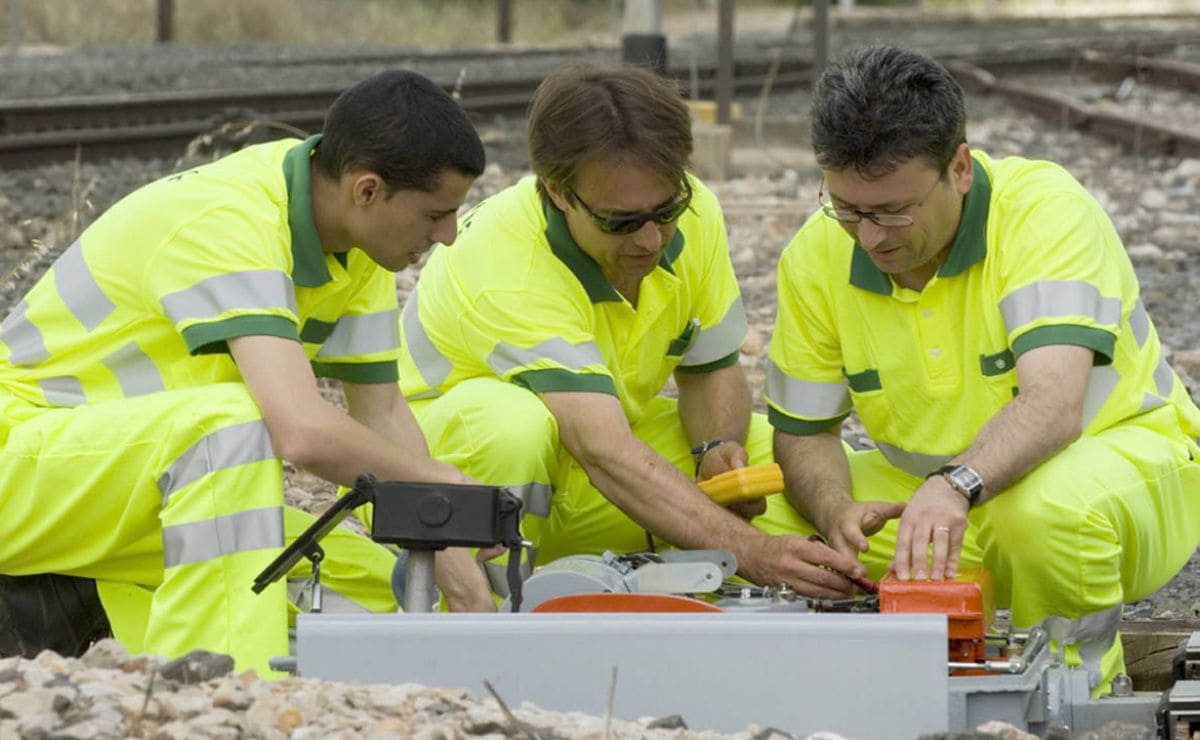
[697,462,784,505]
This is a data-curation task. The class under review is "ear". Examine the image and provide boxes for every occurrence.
[351,173,386,207]
[540,176,571,212]
[950,143,973,195]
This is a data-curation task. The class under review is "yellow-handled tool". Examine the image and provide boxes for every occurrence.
[697,463,784,506]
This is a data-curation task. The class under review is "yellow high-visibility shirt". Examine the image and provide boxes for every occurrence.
[399,174,745,425]
[766,151,1200,476]
[0,136,400,412]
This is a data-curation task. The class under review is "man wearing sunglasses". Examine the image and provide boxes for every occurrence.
[757,45,1200,695]
[395,63,868,600]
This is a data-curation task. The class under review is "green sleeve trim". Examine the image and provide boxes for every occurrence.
[768,405,848,435]
[676,351,740,374]
[512,368,618,395]
[300,318,338,344]
[844,368,882,392]
[1013,325,1114,366]
[182,315,299,355]
[311,360,399,384]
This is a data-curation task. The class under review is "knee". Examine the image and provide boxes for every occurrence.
[422,379,558,461]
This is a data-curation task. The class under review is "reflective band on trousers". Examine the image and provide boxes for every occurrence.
[160,269,296,324]
[401,288,451,398]
[1034,603,1123,690]
[682,297,747,367]
[765,360,851,420]
[487,337,604,379]
[317,310,400,358]
[157,420,276,503]
[162,506,284,568]
[1000,280,1121,331]
[505,482,551,518]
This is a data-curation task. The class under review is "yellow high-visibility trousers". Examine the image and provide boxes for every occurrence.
[0,383,397,677]
[755,405,1200,695]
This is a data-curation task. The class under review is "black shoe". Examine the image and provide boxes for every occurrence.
[0,573,112,659]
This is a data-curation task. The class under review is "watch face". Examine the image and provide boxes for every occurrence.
[949,466,983,494]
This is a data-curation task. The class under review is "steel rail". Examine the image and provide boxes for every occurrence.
[947,60,1200,158]
[4,32,1200,169]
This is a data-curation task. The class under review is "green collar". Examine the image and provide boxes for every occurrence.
[282,134,332,287]
[849,157,991,295]
[542,198,685,304]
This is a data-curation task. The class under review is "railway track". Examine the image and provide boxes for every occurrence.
[4,28,1200,169]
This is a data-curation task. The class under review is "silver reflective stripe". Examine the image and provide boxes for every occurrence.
[488,338,604,378]
[160,270,296,323]
[682,297,748,366]
[1138,392,1167,415]
[401,288,452,393]
[505,482,551,518]
[287,578,377,614]
[1081,366,1119,430]
[875,442,953,478]
[157,420,276,502]
[1036,603,1122,690]
[999,280,1121,331]
[162,506,283,568]
[1153,356,1175,398]
[764,360,851,420]
[1,301,49,366]
[39,376,85,406]
[54,240,114,332]
[1128,299,1150,348]
[102,341,165,398]
[317,310,400,358]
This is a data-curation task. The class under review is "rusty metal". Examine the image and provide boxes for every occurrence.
[1082,48,1200,92]
[947,59,1200,159]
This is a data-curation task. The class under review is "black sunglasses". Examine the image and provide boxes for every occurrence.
[567,181,693,235]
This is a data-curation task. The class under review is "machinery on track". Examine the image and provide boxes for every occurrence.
[254,475,1200,739]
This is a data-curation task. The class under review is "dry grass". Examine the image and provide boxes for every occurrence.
[5,0,619,49]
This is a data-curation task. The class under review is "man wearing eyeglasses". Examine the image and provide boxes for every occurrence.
[395,63,869,600]
[758,44,1200,695]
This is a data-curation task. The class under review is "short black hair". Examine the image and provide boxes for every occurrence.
[314,69,485,192]
[810,45,966,178]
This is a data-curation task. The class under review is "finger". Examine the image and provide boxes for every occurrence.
[930,525,951,580]
[807,539,866,580]
[910,525,931,581]
[727,498,767,520]
[893,520,913,580]
[946,529,964,579]
[787,562,856,600]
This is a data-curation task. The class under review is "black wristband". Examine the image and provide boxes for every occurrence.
[691,439,729,472]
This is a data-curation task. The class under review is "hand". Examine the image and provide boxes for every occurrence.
[739,533,868,600]
[695,441,765,520]
[891,477,969,581]
[822,500,906,559]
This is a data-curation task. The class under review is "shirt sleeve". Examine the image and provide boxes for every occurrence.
[765,215,852,435]
[149,205,299,355]
[990,180,1123,365]
[309,255,401,384]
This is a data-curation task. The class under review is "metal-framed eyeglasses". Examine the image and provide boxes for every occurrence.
[818,176,943,228]
[568,180,693,235]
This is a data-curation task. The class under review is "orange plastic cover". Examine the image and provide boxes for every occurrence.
[877,567,995,639]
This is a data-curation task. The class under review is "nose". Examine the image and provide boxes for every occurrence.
[855,219,889,250]
[631,219,664,249]
[433,214,458,247]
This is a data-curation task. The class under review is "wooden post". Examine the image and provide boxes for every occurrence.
[715,0,734,126]
[813,0,830,74]
[156,0,174,44]
[7,0,20,57]
[497,0,512,44]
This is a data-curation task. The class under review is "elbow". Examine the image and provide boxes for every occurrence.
[264,415,325,469]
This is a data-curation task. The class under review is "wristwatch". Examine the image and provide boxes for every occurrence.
[928,464,984,508]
